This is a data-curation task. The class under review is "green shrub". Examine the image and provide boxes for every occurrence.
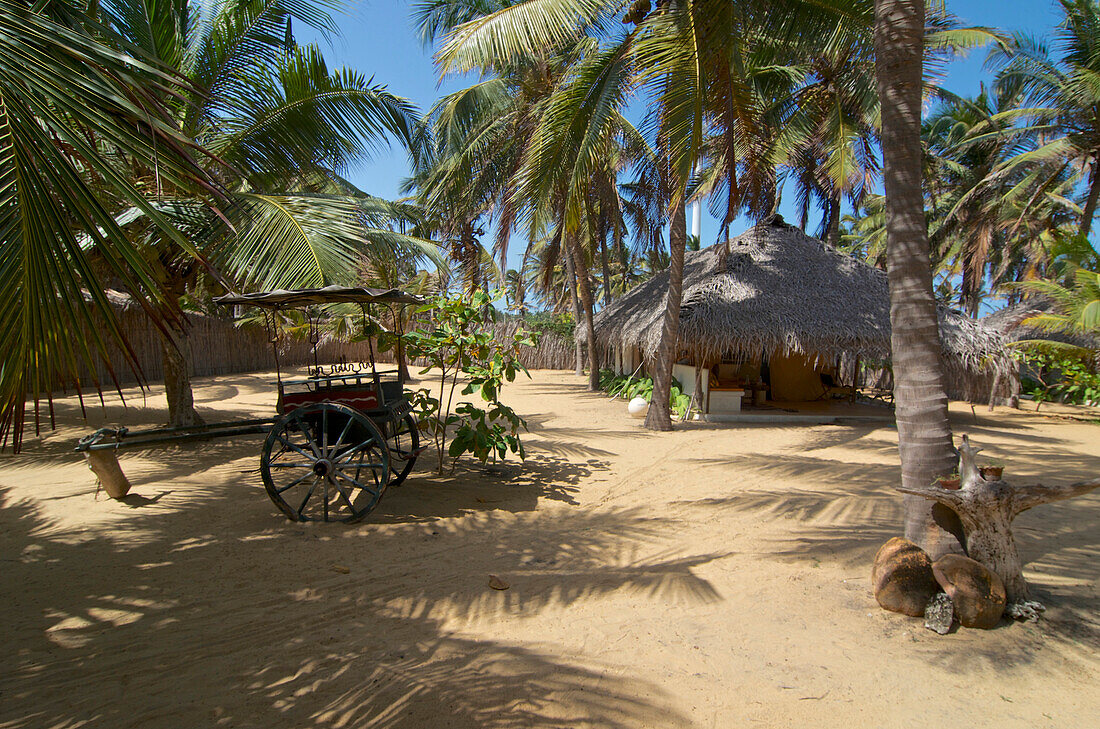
[1015,346,1100,408]
[522,311,575,343]
[598,368,694,418]
[1057,357,1100,405]
[391,290,533,473]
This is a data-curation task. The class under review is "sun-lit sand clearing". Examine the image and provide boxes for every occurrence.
[1,368,1097,728]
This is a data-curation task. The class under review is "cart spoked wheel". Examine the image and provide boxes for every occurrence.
[261,402,390,522]
[385,413,420,487]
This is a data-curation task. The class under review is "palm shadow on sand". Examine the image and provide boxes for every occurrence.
[682,436,1100,672]
[0,455,722,729]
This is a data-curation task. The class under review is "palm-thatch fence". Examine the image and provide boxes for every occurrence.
[68,307,574,393]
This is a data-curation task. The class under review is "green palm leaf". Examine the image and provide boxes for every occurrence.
[220,193,443,291]
[215,44,418,183]
[0,1,223,448]
[435,0,613,75]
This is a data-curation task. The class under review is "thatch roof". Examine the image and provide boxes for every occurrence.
[214,285,423,309]
[591,221,1007,375]
[983,302,1099,351]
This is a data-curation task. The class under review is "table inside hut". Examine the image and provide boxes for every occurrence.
[708,384,747,413]
[672,362,751,417]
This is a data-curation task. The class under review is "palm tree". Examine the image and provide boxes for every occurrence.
[0,1,231,448]
[418,0,642,389]
[785,36,879,245]
[400,80,520,296]
[413,1,568,280]
[503,268,529,313]
[924,85,1031,315]
[781,5,997,252]
[842,77,1078,315]
[434,0,873,427]
[874,0,961,558]
[107,0,431,425]
[621,171,672,282]
[358,232,438,381]
[840,194,888,267]
[1015,263,1100,349]
[522,233,573,313]
[921,80,1082,316]
[992,0,1100,238]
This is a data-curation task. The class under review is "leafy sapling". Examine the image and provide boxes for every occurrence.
[392,290,533,474]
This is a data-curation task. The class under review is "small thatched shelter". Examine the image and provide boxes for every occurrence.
[591,221,1010,408]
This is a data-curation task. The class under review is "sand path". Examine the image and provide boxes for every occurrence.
[1,369,1097,728]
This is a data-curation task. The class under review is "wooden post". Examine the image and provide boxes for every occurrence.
[851,356,860,404]
[694,363,705,418]
[84,451,132,499]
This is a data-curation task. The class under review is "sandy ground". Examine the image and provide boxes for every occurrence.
[1,368,1098,729]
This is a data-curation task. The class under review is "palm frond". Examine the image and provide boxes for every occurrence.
[0,1,222,449]
[213,44,418,183]
[220,193,444,291]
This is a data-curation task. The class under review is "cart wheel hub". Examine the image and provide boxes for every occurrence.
[312,459,333,477]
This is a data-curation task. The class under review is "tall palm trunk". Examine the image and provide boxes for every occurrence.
[158,275,203,427]
[617,232,629,291]
[961,263,981,318]
[569,230,601,391]
[394,310,411,383]
[1081,158,1100,238]
[762,168,779,217]
[517,245,532,314]
[563,238,584,376]
[456,221,481,293]
[161,323,204,427]
[644,202,687,431]
[600,230,613,306]
[825,191,841,246]
[875,0,962,558]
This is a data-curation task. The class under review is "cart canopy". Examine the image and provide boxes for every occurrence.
[214,285,424,309]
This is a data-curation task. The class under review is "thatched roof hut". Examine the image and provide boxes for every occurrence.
[591,221,1009,399]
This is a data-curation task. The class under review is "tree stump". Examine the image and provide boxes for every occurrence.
[84,450,132,499]
[895,435,1099,609]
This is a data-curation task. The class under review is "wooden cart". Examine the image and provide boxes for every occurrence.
[77,286,424,523]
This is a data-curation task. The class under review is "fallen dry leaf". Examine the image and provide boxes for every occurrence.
[488,575,510,590]
[330,564,350,574]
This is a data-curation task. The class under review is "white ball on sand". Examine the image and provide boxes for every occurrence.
[627,396,649,418]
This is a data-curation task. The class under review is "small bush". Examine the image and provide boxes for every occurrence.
[393,290,533,473]
[598,369,693,418]
[522,311,575,344]
[1015,346,1100,408]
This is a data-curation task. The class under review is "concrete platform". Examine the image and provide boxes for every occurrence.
[702,400,895,425]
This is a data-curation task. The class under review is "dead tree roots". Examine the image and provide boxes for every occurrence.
[896,435,1099,613]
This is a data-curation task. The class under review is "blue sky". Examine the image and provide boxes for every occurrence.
[309,1,1067,269]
